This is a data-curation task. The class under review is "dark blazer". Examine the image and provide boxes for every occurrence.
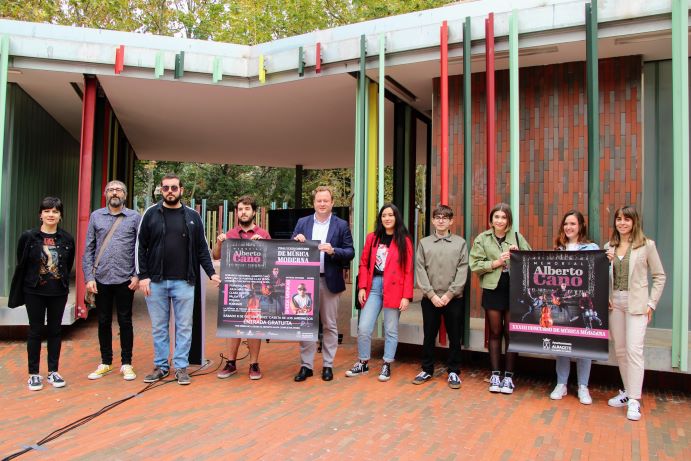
[292,214,354,294]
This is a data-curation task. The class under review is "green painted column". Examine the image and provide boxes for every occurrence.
[378,35,386,210]
[0,36,9,236]
[463,17,472,346]
[671,0,689,372]
[509,10,520,230]
[352,36,368,315]
[586,1,601,243]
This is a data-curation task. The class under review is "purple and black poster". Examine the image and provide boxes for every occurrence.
[508,250,609,361]
[217,239,320,341]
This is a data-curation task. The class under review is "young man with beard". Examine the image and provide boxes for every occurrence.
[213,195,270,380]
[136,173,221,385]
[83,180,141,381]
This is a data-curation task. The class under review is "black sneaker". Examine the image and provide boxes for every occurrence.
[412,371,432,385]
[47,371,66,388]
[143,367,169,383]
[175,368,191,385]
[345,361,369,377]
[28,374,43,391]
[217,360,237,379]
[378,362,391,382]
[448,372,462,389]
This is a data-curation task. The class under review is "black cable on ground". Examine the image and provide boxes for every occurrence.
[2,355,227,461]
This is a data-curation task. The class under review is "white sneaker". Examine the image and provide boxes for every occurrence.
[47,371,66,388]
[28,374,43,391]
[577,385,593,405]
[608,389,629,408]
[88,363,113,380]
[550,383,567,400]
[627,399,641,421]
[120,364,137,381]
[489,372,502,393]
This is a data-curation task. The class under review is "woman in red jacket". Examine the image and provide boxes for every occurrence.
[345,204,414,382]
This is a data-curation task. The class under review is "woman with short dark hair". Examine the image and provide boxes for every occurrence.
[11,197,75,391]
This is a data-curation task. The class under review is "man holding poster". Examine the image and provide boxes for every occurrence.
[292,186,354,382]
[213,195,270,381]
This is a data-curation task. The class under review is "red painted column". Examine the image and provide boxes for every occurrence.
[74,76,97,319]
[485,13,496,348]
[486,13,496,211]
[100,101,111,207]
[440,20,449,204]
[438,20,450,346]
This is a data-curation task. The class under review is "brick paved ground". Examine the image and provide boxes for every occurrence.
[1,280,689,461]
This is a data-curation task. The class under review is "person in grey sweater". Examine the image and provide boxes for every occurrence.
[412,205,468,389]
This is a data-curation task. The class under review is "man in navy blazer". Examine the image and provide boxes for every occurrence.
[292,186,354,382]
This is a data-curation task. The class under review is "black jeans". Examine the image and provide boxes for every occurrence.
[25,292,68,374]
[421,296,464,375]
[96,281,135,365]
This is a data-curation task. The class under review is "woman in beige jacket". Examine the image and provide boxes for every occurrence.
[604,206,665,422]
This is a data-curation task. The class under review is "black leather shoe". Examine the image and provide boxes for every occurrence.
[322,367,333,381]
[294,366,313,382]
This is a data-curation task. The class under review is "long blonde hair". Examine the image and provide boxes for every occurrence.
[609,205,647,249]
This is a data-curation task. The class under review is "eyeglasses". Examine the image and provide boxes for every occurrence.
[106,187,124,193]
[298,288,306,291]
[161,185,180,192]
[433,216,451,221]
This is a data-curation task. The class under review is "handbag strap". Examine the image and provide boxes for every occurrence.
[94,215,125,271]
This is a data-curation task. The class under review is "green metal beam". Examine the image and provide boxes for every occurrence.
[0,35,9,256]
[154,51,164,78]
[378,35,385,210]
[586,1,601,243]
[462,17,472,346]
[352,35,368,316]
[509,10,520,231]
[671,0,689,372]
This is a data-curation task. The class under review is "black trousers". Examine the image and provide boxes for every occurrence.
[25,292,68,374]
[96,281,135,365]
[421,296,464,375]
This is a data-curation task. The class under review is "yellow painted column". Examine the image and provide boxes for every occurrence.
[367,81,378,232]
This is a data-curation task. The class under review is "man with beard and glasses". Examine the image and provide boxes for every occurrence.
[213,195,270,381]
[136,173,221,385]
[83,180,141,382]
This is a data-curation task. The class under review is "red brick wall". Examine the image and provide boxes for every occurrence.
[431,56,643,316]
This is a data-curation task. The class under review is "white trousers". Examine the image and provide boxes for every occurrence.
[610,291,648,400]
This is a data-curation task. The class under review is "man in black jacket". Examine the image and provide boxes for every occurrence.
[136,173,220,385]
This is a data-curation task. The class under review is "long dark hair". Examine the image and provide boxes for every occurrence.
[554,209,591,249]
[373,203,410,269]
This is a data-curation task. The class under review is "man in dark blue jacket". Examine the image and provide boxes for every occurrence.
[136,173,220,385]
[292,186,354,382]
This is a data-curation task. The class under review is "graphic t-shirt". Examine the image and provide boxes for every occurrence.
[25,232,66,296]
[373,234,393,276]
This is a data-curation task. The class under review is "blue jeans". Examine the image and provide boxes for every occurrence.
[146,280,195,370]
[556,356,592,386]
[357,276,400,363]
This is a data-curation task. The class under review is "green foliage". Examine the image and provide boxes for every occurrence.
[3,1,444,211]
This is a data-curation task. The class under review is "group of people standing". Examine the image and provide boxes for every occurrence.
[9,176,665,422]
